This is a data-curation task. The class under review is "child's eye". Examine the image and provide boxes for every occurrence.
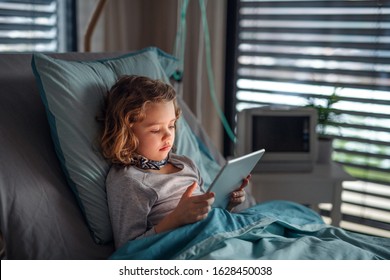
[170,122,176,129]
[151,130,160,134]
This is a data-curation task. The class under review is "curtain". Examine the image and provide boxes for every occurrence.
[78,0,227,152]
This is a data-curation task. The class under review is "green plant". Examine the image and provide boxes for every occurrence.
[305,89,340,137]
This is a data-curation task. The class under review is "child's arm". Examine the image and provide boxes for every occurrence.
[155,181,215,234]
[107,174,157,248]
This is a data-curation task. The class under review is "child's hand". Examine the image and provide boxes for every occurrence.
[175,182,215,224]
[155,182,214,233]
[227,174,251,212]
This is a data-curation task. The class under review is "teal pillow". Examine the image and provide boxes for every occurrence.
[32,47,179,244]
[32,47,221,245]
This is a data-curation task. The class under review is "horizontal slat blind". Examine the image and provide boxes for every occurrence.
[0,0,59,52]
[232,0,390,236]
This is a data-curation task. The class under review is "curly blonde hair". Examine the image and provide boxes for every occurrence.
[101,75,181,166]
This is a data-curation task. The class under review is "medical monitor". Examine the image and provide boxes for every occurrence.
[236,106,318,172]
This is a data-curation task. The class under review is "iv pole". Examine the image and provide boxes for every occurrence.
[84,0,108,52]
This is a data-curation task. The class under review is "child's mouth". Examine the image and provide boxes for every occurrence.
[160,145,171,151]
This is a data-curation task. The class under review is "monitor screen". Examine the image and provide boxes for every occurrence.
[252,116,311,153]
[235,106,318,172]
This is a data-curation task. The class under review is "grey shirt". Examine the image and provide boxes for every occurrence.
[106,153,205,249]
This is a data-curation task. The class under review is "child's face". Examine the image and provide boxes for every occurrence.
[132,101,176,161]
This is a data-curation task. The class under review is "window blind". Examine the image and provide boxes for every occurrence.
[225,0,390,237]
[0,0,71,52]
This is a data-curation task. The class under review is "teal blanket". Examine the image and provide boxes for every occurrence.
[110,201,390,260]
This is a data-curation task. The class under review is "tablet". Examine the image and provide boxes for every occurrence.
[207,149,265,209]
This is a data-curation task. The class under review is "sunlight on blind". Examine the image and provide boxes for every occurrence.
[234,0,390,236]
[0,0,59,52]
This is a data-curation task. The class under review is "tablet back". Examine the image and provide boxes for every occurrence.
[208,149,265,208]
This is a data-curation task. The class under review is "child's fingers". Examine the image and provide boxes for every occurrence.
[239,179,248,190]
[191,192,215,205]
[230,190,246,203]
[232,190,245,198]
[239,174,252,190]
[182,181,198,198]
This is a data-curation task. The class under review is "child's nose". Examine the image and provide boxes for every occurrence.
[163,129,172,139]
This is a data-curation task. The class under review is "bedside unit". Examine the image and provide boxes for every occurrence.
[251,161,354,226]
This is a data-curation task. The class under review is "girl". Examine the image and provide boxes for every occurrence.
[101,75,247,249]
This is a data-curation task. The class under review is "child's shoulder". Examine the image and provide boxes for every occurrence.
[106,163,143,182]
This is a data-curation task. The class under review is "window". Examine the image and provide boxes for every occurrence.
[225,0,390,237]
[0,0,76,52]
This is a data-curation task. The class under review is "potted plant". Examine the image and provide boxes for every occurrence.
[305,89,340,163]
